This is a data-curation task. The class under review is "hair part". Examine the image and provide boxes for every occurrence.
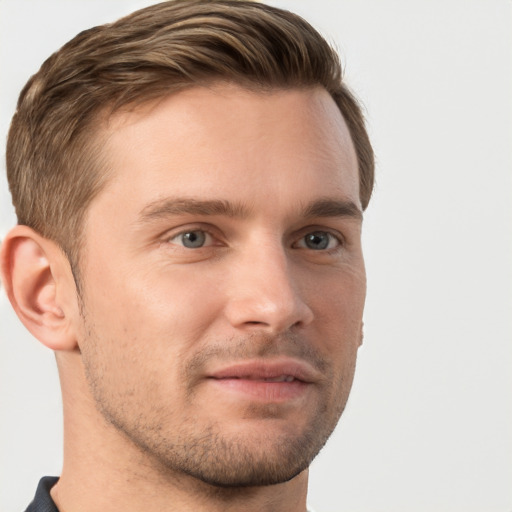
[6,0,374,273]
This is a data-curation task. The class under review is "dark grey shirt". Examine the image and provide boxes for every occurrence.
[24,477,59,512]
[24,475,318,511]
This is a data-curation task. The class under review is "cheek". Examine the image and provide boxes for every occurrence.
[309,269,365,386]
[311,266,366,327]
[81,260,226,357]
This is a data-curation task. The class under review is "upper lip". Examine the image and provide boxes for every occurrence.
[207,358,320,383]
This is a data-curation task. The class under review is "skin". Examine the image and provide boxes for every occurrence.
[1,84,365,512]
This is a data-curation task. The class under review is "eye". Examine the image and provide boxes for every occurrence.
[169,230,213,248]
[296,231,340,251]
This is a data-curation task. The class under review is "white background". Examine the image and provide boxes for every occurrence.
[1,1,511,511]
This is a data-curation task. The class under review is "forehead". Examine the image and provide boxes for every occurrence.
[92,84,360,221]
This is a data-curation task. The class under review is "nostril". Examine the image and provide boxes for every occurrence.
[224,275,314,332]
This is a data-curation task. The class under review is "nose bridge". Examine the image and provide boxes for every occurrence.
[224,239,313,332]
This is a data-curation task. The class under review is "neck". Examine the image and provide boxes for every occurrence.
[52,352,309,512]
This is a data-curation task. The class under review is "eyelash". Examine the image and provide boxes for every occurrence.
[293,230,343,251]
[167,229,217,248]
[164,226,344,253]
[164,224,219,247]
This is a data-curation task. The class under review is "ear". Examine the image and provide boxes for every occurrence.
[1,225,79,351]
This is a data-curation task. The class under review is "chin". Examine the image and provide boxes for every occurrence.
[149,418,335,488]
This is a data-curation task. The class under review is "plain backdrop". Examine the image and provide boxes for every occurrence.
[1,1,511,511]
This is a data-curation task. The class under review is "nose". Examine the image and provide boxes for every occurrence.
[223,244,314,334]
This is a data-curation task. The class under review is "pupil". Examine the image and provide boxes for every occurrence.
[182,231,205,248]
[306,232,328,250]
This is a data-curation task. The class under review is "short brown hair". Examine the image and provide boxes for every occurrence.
[6,0,374,268]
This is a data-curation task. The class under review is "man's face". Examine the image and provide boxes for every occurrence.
[75,84,365,486]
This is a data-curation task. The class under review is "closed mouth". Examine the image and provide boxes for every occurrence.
[208,358,319,384]
[215,375,297,383]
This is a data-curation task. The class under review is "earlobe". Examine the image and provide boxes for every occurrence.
[0,225,78,351]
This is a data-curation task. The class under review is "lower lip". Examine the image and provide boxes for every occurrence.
[208,378,309,402]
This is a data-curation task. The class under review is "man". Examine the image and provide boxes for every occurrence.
[0,1,374,510]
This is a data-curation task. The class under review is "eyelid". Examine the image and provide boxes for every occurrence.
[169,230,213,248]
[292,226,345,248]
[159,223,346,251]
[295,232,341,250]
[162,224,223,247]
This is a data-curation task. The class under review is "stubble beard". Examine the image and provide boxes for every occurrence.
[80,317,355,489]
[117,385,347,489]
[120,406,338,488]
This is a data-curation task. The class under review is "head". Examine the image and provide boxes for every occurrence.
[2,0,374,490]
[6,0,373,273]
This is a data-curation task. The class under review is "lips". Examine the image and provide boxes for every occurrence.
[208,358,318,383]
[206,358,318,402]
[257,375,295,382]
[216,374,296,383]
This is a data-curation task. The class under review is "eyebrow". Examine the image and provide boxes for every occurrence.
[302,198,363,221]
[137,196,362,224]
[138,198,251,223]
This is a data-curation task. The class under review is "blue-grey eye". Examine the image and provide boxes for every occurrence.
[170,230,209,248]
[300,231,339,250]
[181,231,206,248]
